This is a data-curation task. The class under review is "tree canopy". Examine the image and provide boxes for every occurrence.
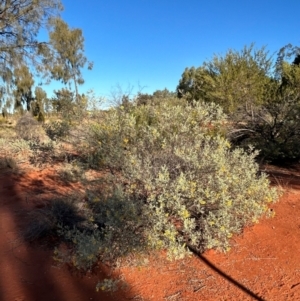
[177,45,273,113]
[13,63,34,111]
[0,0,63,103]
[43,17,92,101]
[0,0,93,115]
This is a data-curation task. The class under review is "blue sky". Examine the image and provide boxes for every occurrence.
[44,0,300,100]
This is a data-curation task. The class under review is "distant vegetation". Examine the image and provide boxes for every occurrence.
[177,44,300,162]
[3,0,299,288]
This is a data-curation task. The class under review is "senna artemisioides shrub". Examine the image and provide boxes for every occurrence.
[83,99,278,260]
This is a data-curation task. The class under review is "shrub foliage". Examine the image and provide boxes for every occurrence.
[23,97,278,271]
[75,100,278,261]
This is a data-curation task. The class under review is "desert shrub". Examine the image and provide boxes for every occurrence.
[58,162,84,183]
[43,120,70,141]
[81,100,278,260]
[230,66,300,162]
[52,186,147,270]
[54,225,104,270]
[0,138,30,152]
[24,215,55,242]
[24,196,110,271]
[24,199,85,242]
[15,112,44,141]
[48,199,85,227]
[81,108,135,169]
[33,100,279,272]
[37,111,45,123]
[126,145,277,258]
[85,186,147,261]
[0,138,31,162]
[29,139,57,166]
[9,139,31,153]
[0,156,18,169]
[0,123,16,139]
[96,278,122,293]
[83,99,226,169]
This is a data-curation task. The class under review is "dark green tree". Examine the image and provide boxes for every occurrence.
[230,45,300,161]
[13,64,34,111]
[136,92,153,106]
[153,88,176,99]
[177,45,273,114]
[31,87,47,116]
[136,89,176,106]
[51,88,75,116]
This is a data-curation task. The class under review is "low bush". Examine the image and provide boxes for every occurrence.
[29,139,57,166]
[15,112,44,141]
[27,99,279,271]
[43,120,70,141]
[54,225,104,270]
[0,156,18,170]
[58,162,84,183]
[51,185,147,270]
[24,199,85,242]
[0,138,31,163]
[80,100,278,260]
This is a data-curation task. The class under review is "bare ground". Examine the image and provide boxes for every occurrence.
[0,163,299,301]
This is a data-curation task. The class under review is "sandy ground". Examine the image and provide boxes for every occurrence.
[0,164,299,301]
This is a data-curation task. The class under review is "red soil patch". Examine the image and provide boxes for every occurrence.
[0,165,299,301]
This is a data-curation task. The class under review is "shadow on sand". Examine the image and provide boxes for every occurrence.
[0,167,141,301]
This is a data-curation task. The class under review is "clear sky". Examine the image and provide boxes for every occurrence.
[46,0,300,100]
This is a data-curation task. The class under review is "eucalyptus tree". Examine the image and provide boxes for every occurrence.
[31,86,47,116]
[0,0,63,104]
[51,88,74,115]
[45,18,92,102]
[13,63,34,111]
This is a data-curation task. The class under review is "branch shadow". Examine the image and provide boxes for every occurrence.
[188,245,265,301]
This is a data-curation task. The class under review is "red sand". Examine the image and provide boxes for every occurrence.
[0,165,299,301]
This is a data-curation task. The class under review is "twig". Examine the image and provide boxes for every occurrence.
[193,285,206,292]
[165,291,181,300]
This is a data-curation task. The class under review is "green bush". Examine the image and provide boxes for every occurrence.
[43,120,70,141]
[0,138,32,163]
[54,225,104,270]
[33,99,279,271]
[52,186,147,270]
[82,99,225,169]
[82,100,278,260]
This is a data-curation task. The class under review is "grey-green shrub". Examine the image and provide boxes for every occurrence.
[43,120,70,141]
[15,112,44,141]
[0,156,18,169]
[24,198,85,242]
[86,186,147,262]
[54,225,104,270]
[68,100,279,262]
[53,186,147,270]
